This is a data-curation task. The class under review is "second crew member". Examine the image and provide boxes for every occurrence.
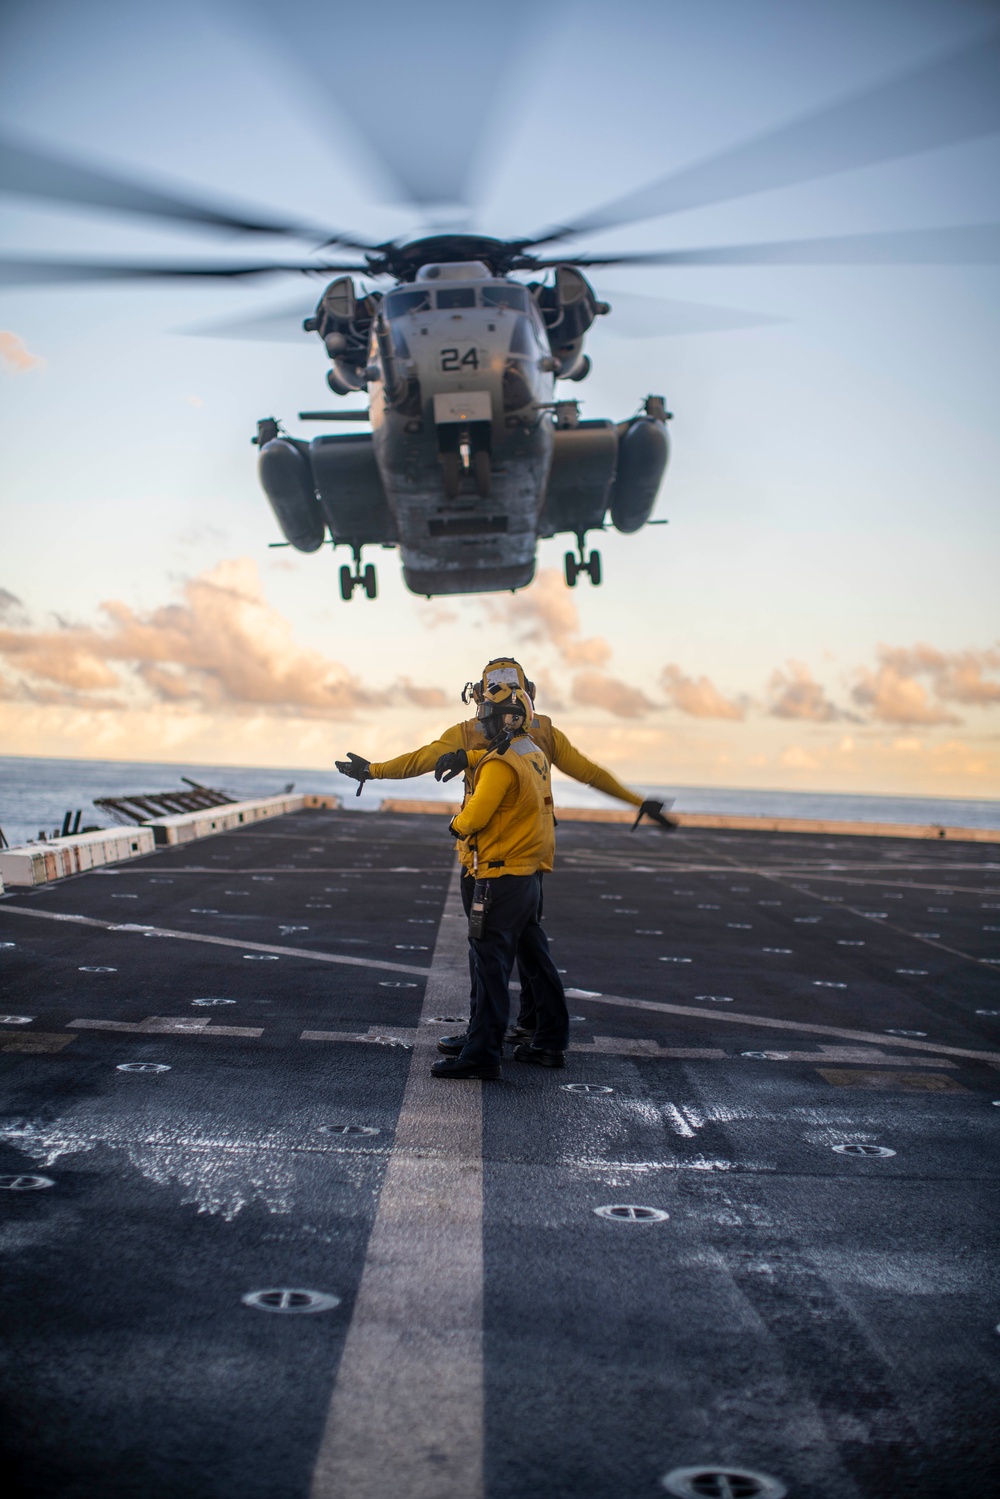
[429,684,568,1080]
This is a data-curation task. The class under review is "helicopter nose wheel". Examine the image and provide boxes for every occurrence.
[564,539,602,588]
[339,551,378,600]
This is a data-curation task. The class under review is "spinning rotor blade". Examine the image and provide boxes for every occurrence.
[0,258,371,288]
[526,224,1000,269]
[594,292,785,339]
[0,132,376,247]
[180,299,321,342]
[256,0,536,210]
[529,29,1000,244]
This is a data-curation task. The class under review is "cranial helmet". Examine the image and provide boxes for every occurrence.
[461,656,536,708]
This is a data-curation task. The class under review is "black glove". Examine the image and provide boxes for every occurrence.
[447,818,464,840]
[631,799,678,831]
[434,748,469,783]
[335,752,372,798]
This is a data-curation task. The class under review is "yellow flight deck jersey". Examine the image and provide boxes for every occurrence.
[368,713,644,810]
[450,734,554,877]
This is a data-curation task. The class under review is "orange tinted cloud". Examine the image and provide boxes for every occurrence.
[767,660,857,722]
[871,644,1000,708]
[850,644,972,725]
[481,569,612,669]
[0,331,45,372]
[661,664,744,720]
[572,670,656,719]
[0,559,443,718]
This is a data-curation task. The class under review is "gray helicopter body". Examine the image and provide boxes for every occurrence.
[256,245,670,599]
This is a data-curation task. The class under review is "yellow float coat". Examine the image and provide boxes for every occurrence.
[449,735,554,877]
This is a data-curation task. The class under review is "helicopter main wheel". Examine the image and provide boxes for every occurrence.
[442,450,461,499]
[339,565,354,601]
[362,563,378,599]
[586,550,602,586]
[473,448,491,498]
[564,552,579,588]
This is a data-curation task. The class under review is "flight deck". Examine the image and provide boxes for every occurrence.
[1,806,998,1499]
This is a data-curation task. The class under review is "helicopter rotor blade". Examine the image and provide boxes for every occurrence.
[0,131,379,248]
[525,28,1000,245]
[592,291,785,339]
[521,224,1000,270]
[0,258,373,288]
[248,0,537,211]
[179,299,324,342]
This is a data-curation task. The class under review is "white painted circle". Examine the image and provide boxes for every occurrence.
[319,1124,380,1136]
[0,1174,55,1190]
[117,1062,171,1073]
[659,957,693,964]
[896,969,928,975]
[832,1143,896,1158]
[429,1016,467,1024]
[79,966,117,973]
[662,1465,787,1498]
[976,1009,1000,1017]
[562,1083,614,1095]
[761,948,792,954]
[0,1015,33,1025]
[242,954,279,960]
[594,1204,669,1223]
[695,995,734,1004]
[0,942,15,949]
[394,944,428,951]
[241,1288,341,1314]
[192,997,236,1006]
[741,1051,789,1061]
[380,981,418,988]
[884,1028,926,1038]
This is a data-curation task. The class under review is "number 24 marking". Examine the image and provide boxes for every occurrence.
[441,347,479,371]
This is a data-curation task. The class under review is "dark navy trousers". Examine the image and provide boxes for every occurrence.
[459,873,568,1067]
[461,870,546,1031]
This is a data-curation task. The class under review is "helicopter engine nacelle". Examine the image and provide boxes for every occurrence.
[609,416,669,533]
[533,266,607,381]
[258,438,326,552]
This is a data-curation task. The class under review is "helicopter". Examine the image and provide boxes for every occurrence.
[254,235,671,600]
[1,17,998,601]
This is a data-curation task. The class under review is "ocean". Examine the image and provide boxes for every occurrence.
[1,753,998,850]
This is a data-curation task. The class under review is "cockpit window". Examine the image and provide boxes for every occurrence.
[385,288,432,317]
[482,285,527,311]
[436,288,477,309]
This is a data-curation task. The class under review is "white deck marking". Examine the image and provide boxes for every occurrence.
[310,864,483,1499]
[578,992,1000,1065]
[0,905,429,977]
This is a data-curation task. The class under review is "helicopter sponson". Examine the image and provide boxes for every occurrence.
[256,248,670,600]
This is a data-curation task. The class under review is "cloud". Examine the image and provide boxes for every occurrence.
[873,644,1000,708]
[0,331,45,372]
[849,644,976,725]
[571,670,656,719]
[661,664,744,720]
[481,569,612,669]
[0,558,444,718]
[767,660,858,722]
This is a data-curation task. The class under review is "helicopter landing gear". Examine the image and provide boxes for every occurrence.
[442,451,461,500]
[339,548,377,600]
[473,448,491,499]
[564,536,602,588]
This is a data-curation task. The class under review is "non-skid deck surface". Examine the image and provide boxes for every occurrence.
[1,809,998,1498]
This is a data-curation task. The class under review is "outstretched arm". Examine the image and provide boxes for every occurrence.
[549,726,645,808]
[367,724,468,780]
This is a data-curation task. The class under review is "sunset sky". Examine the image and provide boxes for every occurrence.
[1,0,998,800]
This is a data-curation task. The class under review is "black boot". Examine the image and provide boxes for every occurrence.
[512,1043,565,1069]
[430,1056,501,1080]
[436,1033,468,1056]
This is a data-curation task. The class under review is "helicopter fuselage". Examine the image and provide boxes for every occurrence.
[369,261,555,595]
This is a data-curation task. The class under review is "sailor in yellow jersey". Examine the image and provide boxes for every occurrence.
[336,656,675,1042]
[429,684,567,1079]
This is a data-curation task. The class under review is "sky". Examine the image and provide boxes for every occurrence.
[1,0,998,800]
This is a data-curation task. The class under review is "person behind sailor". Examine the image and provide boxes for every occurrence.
[429,683,567,1080]
[335,657,674,1045]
